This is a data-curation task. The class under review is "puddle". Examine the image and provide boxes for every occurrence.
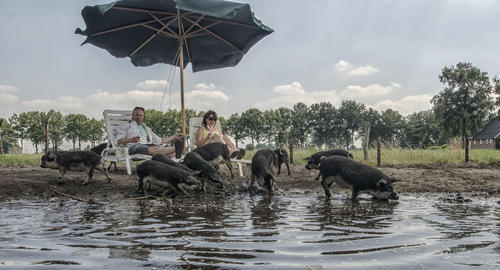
[0,194,498,269]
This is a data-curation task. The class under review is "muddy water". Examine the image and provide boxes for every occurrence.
[0,193,498,269]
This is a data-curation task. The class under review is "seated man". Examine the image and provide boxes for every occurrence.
[116,106,184,157]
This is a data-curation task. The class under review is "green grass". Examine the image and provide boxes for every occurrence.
[1,149,498,166]
[0,154,43,165]
[246,148,500,166]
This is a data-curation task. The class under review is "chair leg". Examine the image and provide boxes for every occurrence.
[237,163,243,177]
[125,158,132,175]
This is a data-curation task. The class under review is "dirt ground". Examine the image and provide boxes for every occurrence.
[0,162,498,202]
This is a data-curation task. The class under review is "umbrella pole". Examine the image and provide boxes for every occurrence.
[179,37,186,137]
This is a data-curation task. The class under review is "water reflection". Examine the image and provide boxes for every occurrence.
[0,195,498,269]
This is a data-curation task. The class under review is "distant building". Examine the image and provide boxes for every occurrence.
[470,118,500,149]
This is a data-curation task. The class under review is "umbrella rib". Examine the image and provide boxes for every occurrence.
[185,21,219,38]
[147,11,180,38]
[183,17,241,51]
[183,13,261,30]
[130,25,168,57]
[141,24,177,39]
[90,15,175,37]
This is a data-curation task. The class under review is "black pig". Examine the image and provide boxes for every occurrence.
[318,156,400,201]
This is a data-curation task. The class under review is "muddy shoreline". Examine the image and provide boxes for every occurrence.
[0,163,498,202]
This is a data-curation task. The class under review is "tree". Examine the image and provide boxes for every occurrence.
[432,62,494,161]
[240,108,264,148]
[309,102,339,149]
[494,76,500,117]
[64,114,89,150]
[47,110,65,151]
[85,118,105,147]
[24,111,45,154]
[290,102,310,149]
[403,110,440,148]
[338,100,366,148]
[225,113,246,148]
[9,113,30,152]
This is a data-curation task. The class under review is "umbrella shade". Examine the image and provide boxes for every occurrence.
[75,0,273,73]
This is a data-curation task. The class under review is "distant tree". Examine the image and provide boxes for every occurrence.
[403,110,440,148]
[0,118,16,153]
[9,113,30,151]
[225,113,245,148]
[290,102,310,149]
[360,108,382,147]
[24,111,45,153]
[273,107,292,147]
[240,108,264,147]
[338,100,366,148]
[64,114,89,150]
[494,76,500,117]
[85,118,105,147]
[309,102,338,149]
[432,62,494,161]
[47,110,65,151]
[379,109,405,146]
[261,109,279,146]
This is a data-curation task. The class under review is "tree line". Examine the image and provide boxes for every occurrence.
[0,62,499,155]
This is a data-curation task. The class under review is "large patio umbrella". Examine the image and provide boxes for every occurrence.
[76,0,273,135]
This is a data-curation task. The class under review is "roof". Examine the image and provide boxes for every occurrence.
[472,118,500,140]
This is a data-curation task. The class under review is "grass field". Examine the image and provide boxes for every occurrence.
[0,149,498,166]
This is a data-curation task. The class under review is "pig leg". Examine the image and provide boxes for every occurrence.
[175,183,192,197]
[277,163,281,175]
[58,168,67,183]
[224,160,234,179]
[315,171,322,181]
[350,189,360,201]
[321,176,335,198]
[96,163,112,183]
[285,162,291,176]
[84,165,96,185]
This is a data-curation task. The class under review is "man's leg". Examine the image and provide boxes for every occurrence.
[147,146,176,157]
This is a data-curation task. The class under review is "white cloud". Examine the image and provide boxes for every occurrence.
[135,80,168,89]
[374,94,433,115]
[0,83,234,119]
[334,60,352,71]
[348,65,380,76]
[0,85,18,92]
[340,83,400,98]
[254,82,341,110]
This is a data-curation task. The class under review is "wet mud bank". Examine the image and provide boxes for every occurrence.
[0,163,498,202]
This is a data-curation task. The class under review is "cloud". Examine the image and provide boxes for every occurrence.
[373,94,433,115]
[0,83,233,119]
[348,65,380,76]
[334,60,352,71]
[254,82,341,110]
[0,85,18,92]
[340,83,400,98]
[135,80,168,89]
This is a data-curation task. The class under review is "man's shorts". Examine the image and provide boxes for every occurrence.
[128,144,149,155]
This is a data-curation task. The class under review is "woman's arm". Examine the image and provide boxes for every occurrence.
[195,127,213,147]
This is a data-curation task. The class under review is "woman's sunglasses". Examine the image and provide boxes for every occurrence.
[208,117,217,121]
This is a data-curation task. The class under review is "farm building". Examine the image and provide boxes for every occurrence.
[470,118,500,149]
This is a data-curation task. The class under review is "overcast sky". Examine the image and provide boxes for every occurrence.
[1,0,500,120]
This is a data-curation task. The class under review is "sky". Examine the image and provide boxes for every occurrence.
[1,0,500,120]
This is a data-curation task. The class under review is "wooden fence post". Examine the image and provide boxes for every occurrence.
[377,136,381,167]
[289,136,294,164]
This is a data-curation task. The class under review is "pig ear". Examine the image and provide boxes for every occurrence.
[391,177,401,183]
[376,179,389,187]
[320,156,327,160]
[48,152,56,158]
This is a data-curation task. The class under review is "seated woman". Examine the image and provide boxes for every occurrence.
[194,110,245,159]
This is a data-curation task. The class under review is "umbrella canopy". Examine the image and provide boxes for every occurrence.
[76,0,273,134]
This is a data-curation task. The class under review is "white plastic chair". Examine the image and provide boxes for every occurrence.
[188,117,251,177]
[102,110,152,175]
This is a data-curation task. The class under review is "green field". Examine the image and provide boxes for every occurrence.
[0,149,498,166]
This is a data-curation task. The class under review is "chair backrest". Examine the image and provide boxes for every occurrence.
[103,110,133,148]
[188,117,222,150]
